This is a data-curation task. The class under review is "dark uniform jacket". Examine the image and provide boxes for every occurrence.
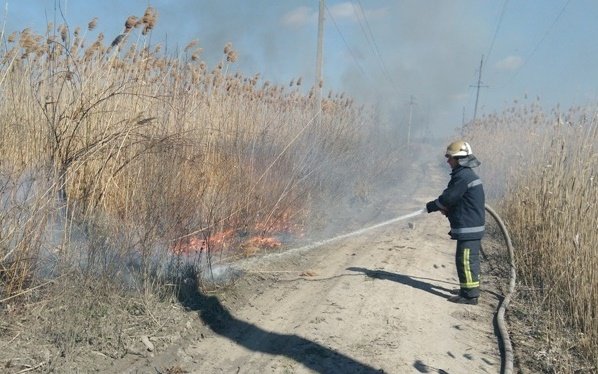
[427,157,485,240]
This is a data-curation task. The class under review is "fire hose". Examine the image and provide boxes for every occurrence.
[485,204,516,374]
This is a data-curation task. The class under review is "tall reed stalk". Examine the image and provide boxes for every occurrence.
[465,100,597,370]
[0,10,402,300]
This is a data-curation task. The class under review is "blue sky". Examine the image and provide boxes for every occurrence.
[3,0,597,135]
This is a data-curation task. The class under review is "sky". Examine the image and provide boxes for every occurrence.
[3,0,598,136]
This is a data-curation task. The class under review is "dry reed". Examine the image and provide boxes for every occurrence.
[0,9,399,305]
[464,100,597,371]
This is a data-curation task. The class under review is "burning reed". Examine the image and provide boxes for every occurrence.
[0,8,396,303]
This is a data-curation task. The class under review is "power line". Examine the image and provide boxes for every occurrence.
[325,1,408,100]
[464,0,507,122]
[351,1,381,68]
[525,0,571,67]
[350,1,375,55]
[351,0,404,99]
[485,0,510,63]
[324,3,366,76]
[502,0,571,88]
[349,1,419,139]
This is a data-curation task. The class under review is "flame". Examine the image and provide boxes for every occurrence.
[170,229,283,256]
[244,236,281,249]
[208,229,236,246]
[171,208,303,256]
[171,229,235,255]
[240,236,281,257]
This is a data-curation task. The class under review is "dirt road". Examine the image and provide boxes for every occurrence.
[118,161,501,374]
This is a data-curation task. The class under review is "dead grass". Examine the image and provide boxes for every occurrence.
[464,99,597,372]
[0,7,386,293]
[0,272,188,372]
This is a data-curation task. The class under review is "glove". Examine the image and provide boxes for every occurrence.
[426,201,437,213]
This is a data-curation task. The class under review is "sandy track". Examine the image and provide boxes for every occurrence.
[119,162,501,374]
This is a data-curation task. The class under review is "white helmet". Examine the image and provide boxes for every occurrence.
[445,140,473,158]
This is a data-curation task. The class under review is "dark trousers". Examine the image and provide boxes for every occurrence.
[456,239,481,299]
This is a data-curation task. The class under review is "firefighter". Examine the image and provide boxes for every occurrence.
[426,140,485,305]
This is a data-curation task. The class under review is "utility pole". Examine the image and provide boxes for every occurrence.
[407,95,416,146]
[471,55,487,122]
[315,0,325,118]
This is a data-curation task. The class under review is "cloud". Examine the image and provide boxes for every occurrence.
[329,3,355,20]
[495,56,523,71]
[283,3,388,28]
[329,2,389,22]
[451,92,470,102]
[281,6,315,28]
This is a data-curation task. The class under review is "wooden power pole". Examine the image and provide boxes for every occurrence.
[471,55,487,122]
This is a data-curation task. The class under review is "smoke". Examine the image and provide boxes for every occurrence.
[3,1,491,245]
[331,2,489,136]
[10,1,598,136]
[164,1,491,136]
[7,1,495,136]
[86,0,490,137]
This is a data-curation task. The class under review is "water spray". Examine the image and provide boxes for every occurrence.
[200,208,424,288]
[211,208,426,283]
[264,208,426,258]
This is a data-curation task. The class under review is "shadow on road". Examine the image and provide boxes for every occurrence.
[177,278,383,374]
[346,267,453,299]
[413,359,449,373]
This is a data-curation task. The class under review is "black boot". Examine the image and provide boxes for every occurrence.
[447,295,478,305]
